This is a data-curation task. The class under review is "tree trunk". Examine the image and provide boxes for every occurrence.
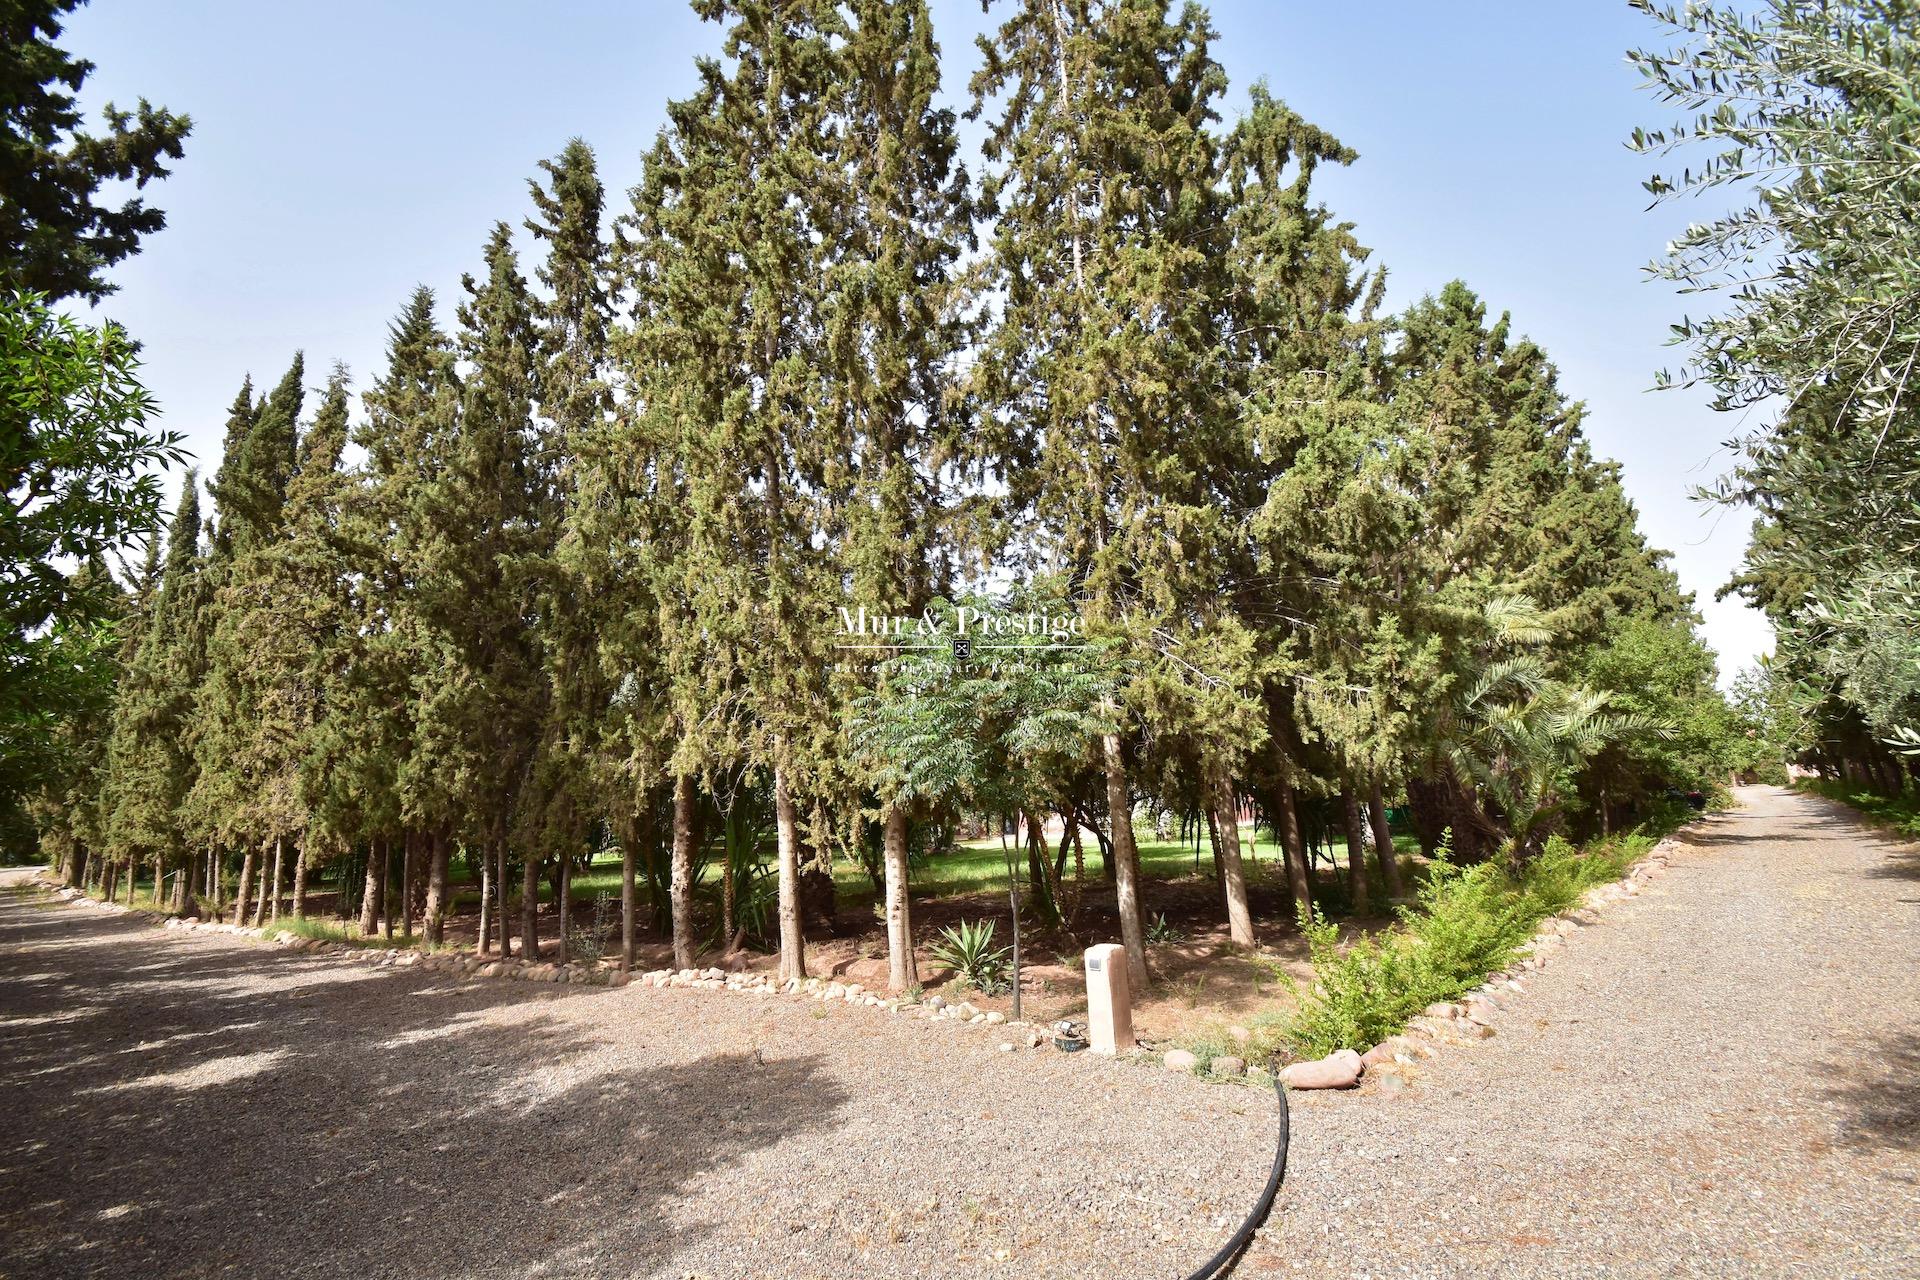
[359,837,384,935]
[621,807,645,973]
[493,841,508,956]
[883,805,916,993]
[1446,775,1486,862]
[169,856,189,913]
[1274,781,1313,920]
[773,760,807,983]
[1403,775,1449,856]
[232,847,256,926]
[421,830,450,946]
[1341,785,1371,916]
[1024,810,1061,928]
[1211,765,1253,948]
[1367,784,1403,901]
[400,833,415,940]
[670,772,695,971]
[721,828,737,944]
[556,851,571,965]
[263,836,282,923]
[477,844,493,955]
[1101,730,1149,991]
[520,850,540,960]
[382,839,398,938]
[291,842,309,919]
[65,844,87,889]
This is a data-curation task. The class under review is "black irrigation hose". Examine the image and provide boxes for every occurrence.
[1179,1066,1290,1280]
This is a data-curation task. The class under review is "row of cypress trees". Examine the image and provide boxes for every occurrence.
[38,0,1745,991]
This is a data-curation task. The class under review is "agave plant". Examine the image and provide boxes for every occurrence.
[927,919,1012,996]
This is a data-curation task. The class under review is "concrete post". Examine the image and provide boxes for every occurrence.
[1084,942,1133,1055]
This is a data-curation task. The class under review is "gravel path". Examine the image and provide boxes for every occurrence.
[2,785,1916,1278]
[0,869,1273,1279]
[1248,784,1920,1278]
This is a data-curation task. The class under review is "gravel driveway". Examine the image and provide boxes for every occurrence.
[1247,785,1920,1278]
[2,785,1916,1278]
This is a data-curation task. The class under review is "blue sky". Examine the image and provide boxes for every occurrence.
[64,0,1770,682]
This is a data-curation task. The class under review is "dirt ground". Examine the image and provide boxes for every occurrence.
[279,850,1395,1048]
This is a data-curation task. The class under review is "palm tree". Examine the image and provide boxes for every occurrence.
[1433,597,1668,866]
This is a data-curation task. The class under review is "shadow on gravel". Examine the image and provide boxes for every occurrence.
[1821,1028,1920,1153]
[1859,838,1920,884]
[1786,794,1920,881]
[0,891,847,1280]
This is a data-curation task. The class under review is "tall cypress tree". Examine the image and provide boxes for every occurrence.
[357,286,479,946]
[971,0,1236,986]
[194,354,308,921]
[352,290,459,937]
[822,0,976,991]
[449,224,548,954]
[246,367,359,917]
[621,0,851,982]
[103,476,207,908]
[525,141,617,963]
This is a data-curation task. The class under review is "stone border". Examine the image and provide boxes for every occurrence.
[30,877,1067,1055]
[1278,832,1685,1093]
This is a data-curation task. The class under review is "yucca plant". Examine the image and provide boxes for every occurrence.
[927,919,1012,996]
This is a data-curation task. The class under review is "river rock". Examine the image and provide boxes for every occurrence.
[1281,1049,1364,1090]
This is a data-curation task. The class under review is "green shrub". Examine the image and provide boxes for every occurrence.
[1280,826,1669,1059]
[927,919,1012,996]
[1145,912,1185,944]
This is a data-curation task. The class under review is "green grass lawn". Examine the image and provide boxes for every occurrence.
[825,827,1424,906]
[189,823,1426,926]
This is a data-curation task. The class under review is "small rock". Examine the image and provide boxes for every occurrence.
[1227,1025,1252,1044]
[1373,1069,1410,1096]
[1422,1001,1460,1020]
[1210,1056,1247,1077]
[1163,1049,1199,1072]
[985,1011,1006,1025]
[1281,1049,1364,1090]
[999,1042,1015,1053]
[925,996,946,1012]
[1360,1038,1411,1068]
